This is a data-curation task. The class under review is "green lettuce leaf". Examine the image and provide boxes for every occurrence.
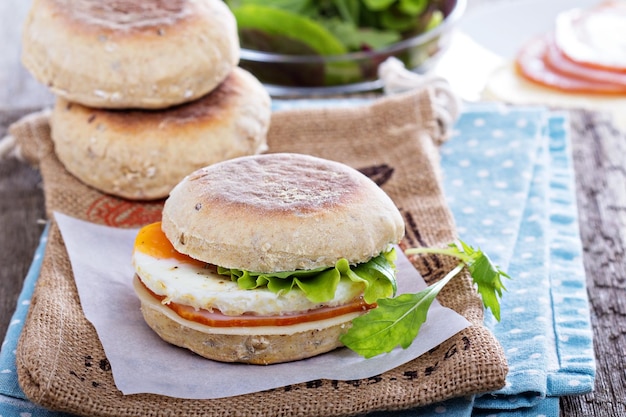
[231,5,347,56]
[217,249,397,304]
[318,17,401,51]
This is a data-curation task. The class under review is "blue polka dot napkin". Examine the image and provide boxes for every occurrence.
[0,101,595,417]
[444,105,595,416]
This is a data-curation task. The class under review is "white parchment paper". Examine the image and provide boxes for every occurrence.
[54,211,470,399]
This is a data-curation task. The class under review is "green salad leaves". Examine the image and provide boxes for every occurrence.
[224,0,445,54]
[231,5,349,56]
[218,249,397,304]
[340,240,509,358]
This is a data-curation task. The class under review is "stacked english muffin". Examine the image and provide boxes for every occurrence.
[21,0,271,200]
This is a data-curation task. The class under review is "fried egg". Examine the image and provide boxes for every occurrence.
[131,222,366,316]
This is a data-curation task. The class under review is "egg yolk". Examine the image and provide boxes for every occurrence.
[134,222,205,267]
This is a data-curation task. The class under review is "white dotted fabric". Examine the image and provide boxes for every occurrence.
[445,106,595,416]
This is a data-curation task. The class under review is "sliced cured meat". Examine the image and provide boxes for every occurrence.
[544,34,626,87]
[515,34,626,94]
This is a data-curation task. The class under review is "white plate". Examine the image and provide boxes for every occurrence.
[459,0,599,59]
[441,0,626,131]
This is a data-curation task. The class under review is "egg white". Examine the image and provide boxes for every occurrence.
[132,250,366,316]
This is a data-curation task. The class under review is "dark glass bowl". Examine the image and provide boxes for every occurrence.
[237,0,466,97]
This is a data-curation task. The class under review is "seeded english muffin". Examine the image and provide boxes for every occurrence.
[132,153,405,364]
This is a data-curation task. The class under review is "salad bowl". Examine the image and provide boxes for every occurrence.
[228,0,466,96]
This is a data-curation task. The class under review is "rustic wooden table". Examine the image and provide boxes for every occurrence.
[1,1,624,416]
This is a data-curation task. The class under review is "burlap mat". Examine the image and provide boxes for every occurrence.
[10,88,507,417]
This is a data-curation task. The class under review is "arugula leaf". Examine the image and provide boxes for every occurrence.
[341,240,509,358]
[461,243,509,321]
[419,240,510,321]
[340,263,463,358]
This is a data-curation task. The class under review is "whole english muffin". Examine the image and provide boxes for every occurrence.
[21,0,239,109]
[161,153,406,272]
[50,67,271,200]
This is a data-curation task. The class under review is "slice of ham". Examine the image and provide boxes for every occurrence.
[515,34,626,95]
[544,34,626,88]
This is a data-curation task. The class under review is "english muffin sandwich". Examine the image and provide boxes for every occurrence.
[132,153,405,364]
